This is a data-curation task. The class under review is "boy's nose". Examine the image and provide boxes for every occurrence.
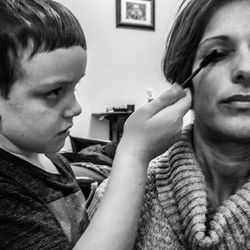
[64,96,82,118]
[231,51,250,85]
[72,100,82,117]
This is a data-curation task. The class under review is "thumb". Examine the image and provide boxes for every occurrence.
[147,83,187,115]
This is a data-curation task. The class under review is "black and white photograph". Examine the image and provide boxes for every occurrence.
[116,0,155,30]
[1,0,250,249]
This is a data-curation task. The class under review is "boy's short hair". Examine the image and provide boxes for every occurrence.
[0,0,87,99]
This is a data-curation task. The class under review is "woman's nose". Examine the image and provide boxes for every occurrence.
[231,51,250,85]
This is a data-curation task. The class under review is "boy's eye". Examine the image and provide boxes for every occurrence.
[45,88,62,100]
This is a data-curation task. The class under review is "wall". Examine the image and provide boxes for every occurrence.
[57,0,190,140]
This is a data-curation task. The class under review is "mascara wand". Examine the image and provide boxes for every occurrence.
[181,50,219,88]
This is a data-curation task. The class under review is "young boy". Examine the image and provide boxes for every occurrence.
[0,0,191,249]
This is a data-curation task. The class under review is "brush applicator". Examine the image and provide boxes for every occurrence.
[181,50,221,88]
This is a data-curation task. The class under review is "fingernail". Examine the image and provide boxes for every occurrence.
[172,82,184,91]
[184,88,191,96]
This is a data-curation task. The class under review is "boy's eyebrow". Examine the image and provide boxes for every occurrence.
[38,80,74,90]
[41,74,85,88]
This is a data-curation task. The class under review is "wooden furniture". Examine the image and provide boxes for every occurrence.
[69,136,110,153]
[92,111,133,141]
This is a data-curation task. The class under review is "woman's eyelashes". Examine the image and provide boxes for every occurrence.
[203,49,230,64]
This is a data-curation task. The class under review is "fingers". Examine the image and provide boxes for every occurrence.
[151,88,192,122]
[148,83,187,115]
[169,88,192,117]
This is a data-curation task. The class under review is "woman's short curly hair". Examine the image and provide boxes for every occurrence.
[162,0,230,88]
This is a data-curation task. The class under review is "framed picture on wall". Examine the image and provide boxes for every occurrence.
[116,0,155,31]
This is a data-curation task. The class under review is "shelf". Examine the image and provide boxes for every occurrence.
[93,111,133,120]
[92,111,133,141]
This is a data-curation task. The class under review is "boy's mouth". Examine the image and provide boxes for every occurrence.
[57,125,72,135]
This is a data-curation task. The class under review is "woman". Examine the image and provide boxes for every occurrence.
[136,0,250,249]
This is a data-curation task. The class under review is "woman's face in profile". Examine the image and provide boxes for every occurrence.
[192,0,250,141]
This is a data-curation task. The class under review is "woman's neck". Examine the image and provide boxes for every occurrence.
[193,124,250,207]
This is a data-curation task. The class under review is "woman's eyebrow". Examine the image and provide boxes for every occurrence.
[199,35,230,47]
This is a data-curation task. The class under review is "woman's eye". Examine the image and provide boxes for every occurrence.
[205,49,229,63]
[45,88,62,100]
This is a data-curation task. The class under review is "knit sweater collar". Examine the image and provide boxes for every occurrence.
[155,125,250,249]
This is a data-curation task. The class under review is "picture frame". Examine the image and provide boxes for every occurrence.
[116,0,155,31]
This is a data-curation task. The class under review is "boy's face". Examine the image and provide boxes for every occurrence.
[0,46,86,154]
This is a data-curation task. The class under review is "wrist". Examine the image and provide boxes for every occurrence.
[116,139,151,165]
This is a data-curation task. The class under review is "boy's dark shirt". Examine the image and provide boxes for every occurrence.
[0,148,88,250]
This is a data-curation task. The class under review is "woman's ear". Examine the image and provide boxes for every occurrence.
[0,114,2,132]
[0,95,5,130]
[188,83,194,109]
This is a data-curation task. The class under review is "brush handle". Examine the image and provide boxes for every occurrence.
[181,66,202,88]
[181,50,220,88]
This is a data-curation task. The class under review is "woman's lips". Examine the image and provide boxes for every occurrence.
[221,95,250,109]
[222,95,250,102]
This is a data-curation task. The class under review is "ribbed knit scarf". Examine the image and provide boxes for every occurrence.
[154,125,250,249]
